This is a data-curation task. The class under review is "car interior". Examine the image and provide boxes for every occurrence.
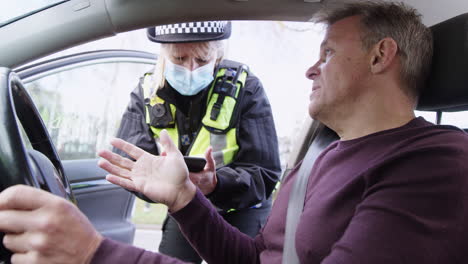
[1,0,468,262]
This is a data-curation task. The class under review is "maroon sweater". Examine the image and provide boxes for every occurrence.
[92,117,468,263]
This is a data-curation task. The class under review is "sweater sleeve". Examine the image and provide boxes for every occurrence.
[91,238,189,264]
[172,190,266,264]
[90,189,267,264]
[208,75,282,210]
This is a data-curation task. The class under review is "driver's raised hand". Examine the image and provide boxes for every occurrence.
[98,130,196,212]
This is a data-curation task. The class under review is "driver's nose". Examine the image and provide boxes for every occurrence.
[306,61,321,81]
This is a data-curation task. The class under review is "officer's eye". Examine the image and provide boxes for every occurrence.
[175,56,186,62]
[196,58,209,64]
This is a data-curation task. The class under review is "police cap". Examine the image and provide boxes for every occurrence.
[147,21,231,43]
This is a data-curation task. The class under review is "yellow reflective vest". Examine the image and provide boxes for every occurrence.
[142,66,248,167]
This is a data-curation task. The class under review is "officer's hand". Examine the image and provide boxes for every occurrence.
[0,185,102,264]
[98,130,196,212]
[189,147,217,195]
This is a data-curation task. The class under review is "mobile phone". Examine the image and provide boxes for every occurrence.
[184,156,207,172]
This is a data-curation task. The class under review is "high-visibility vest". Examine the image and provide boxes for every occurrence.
[142,65,248,168]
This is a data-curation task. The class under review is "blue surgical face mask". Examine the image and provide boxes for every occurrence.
[164,59,215,96]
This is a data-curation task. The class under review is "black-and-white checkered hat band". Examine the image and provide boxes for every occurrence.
[147,21,231,43]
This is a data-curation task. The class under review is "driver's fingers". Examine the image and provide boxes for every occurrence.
[10,253,33,264]
[109,138,146,160]
[11,251,44,264]
[97,149,134,170]
[0,210,35,233]
[106,175,137,192]
[0,185,55,211]
[97,160,132,179]
[3,232,31,253]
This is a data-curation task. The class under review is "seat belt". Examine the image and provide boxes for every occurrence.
[282,123,340,264]
[281,139,323,264]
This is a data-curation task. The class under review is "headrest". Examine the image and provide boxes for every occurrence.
[417,13,468,112]
[147,21,231,43]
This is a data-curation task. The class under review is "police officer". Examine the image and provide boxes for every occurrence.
[115,21,281,263]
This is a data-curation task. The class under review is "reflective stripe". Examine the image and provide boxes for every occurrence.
[222,128,238,165]
[188,127,238,168]
[211,133,227,167]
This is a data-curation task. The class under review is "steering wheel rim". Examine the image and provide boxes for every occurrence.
[0,67,76,261]
[0,67,74,199]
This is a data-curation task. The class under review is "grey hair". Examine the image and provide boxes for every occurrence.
[313,1,433,99]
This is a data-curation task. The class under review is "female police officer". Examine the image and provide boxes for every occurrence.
[115,21,281,263]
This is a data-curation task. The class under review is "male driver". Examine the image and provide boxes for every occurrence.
[1,1,468,264]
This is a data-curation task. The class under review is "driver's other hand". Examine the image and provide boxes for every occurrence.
[0,185,102,264]
[98,129,197,212]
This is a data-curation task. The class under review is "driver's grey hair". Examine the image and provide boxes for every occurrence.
[313,1,433,100]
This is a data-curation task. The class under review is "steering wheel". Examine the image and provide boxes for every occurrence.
[0,67,75,262]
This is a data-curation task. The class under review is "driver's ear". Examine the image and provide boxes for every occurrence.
[369,37,398,74]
